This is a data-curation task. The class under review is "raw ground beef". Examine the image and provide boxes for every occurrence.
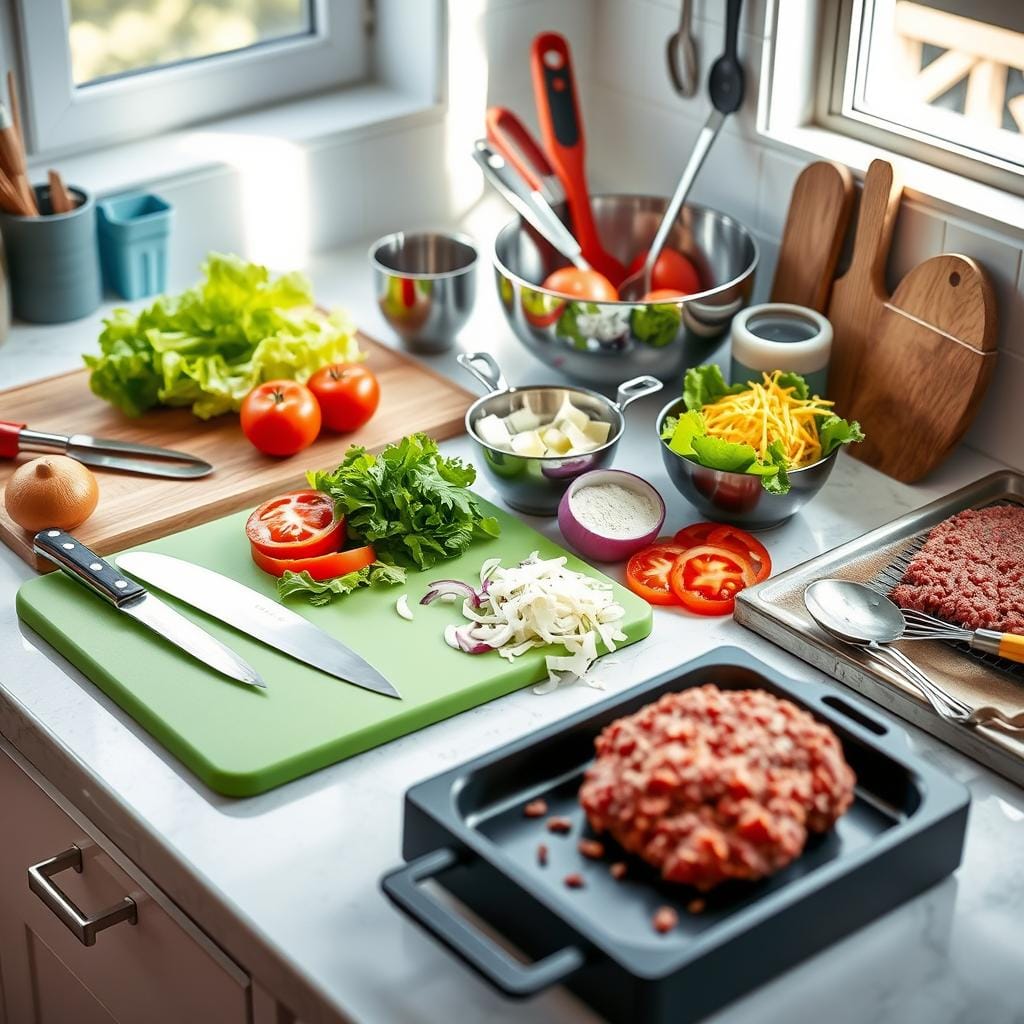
[578,686,856,891]
[890,505,1024,634]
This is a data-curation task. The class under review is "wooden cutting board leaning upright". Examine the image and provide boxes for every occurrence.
[846,254,996,482]
[824,158,998,483]
[770,160,854,313]
[825,159,903,412]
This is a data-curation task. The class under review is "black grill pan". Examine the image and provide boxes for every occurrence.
[382,649,968,1024]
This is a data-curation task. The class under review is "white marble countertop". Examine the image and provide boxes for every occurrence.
[1,203,1023,1024]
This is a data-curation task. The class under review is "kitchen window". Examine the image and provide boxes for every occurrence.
[819,0,1024,195]
[14,0,370,156]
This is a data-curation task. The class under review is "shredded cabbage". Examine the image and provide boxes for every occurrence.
[451,552,626,692]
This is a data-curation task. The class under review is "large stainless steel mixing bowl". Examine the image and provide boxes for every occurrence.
[492,195,758,386]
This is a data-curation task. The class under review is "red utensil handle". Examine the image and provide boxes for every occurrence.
[531,36,596,241]
[0,420,25,458]
[485,107,555,196]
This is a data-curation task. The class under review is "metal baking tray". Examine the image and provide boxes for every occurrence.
[735,470,1024,787]
[382,649,968,1024]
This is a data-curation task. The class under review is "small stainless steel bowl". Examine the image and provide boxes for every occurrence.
[492,195,757,385]
[460,351,663,517]
[657,396,839,530]
[370,231,478,353]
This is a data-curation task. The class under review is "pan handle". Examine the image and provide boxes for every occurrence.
[615,375,663,412]
[381,847,586,998]
[457,351,509,395]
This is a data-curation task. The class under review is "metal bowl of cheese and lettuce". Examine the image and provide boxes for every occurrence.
[658,366,863,529]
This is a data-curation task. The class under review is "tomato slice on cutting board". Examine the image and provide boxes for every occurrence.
[626,544,685,605]
[669,544,755,616]
[245,490,343,558]
[251,544,376,580]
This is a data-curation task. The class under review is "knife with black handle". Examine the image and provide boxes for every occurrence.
[115,551,401,699]
[33,531,265,689]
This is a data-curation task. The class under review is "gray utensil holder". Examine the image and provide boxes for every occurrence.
[0,184,101,323]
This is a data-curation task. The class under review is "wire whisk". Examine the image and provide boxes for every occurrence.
[899,608,1024,665]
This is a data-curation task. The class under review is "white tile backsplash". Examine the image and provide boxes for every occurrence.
[886,202,946,294]
[594,0,649,100]
[755,149,805,238]
[964,351,1024,471]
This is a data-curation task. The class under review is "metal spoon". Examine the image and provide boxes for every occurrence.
[666,0,699,99]
[620,0,744,300]
[803,579,1024,732]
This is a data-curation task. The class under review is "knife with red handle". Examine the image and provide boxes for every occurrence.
[0,420,212,478]
[530,32,625,284]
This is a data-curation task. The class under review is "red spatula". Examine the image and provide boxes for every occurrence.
[531,32,626,285]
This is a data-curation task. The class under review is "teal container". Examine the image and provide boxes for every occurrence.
[97,192,172,300]
[0,184,101,323]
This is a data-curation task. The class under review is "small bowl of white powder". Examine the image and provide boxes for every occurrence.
[558,470,665,563]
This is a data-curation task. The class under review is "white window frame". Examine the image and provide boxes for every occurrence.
[816,0,1024,198]
[15,0,369,157]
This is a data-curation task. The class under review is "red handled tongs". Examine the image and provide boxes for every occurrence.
[0,420,212,478]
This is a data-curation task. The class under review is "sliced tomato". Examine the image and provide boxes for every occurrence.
[669,544,756,616]
[706,525,773,584]
[245,490,343,558]
[250,543,376,580]
[626,544,684,605]
[672,522,721,548]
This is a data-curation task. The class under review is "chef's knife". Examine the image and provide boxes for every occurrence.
[1,421,212,479]
[115,551,401,700]
[34,531,264,689]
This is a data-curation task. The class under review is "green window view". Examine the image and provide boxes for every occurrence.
[68,0,314,85]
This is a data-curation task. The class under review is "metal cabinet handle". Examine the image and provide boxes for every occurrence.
[28,844,138,946]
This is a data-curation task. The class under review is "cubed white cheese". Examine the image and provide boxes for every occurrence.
[510,430,547,457]
[562,421,598,454]
[555,395,590,432]
[504,407,542,433]
[541,426,572,454]
[476,414,512,449]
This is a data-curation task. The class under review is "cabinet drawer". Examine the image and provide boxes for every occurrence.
[0,745,250,1024]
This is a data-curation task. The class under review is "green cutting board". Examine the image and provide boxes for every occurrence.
[16,499,652,797]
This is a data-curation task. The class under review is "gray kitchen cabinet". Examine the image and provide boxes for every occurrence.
[0,741,268,1024]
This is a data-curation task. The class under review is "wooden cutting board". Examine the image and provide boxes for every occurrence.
[826,159,903,411]
[16,502,653,796]
[0,332,474,570]
[846,253,997,482]
[770,160,854,313]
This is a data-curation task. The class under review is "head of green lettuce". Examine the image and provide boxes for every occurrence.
[659,364,863,495]
[84,253,362,419]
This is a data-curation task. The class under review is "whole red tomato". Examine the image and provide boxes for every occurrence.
[241,380,321,456]
[542,267,619,301]
[307,364,380,433]
[627,248,701,295]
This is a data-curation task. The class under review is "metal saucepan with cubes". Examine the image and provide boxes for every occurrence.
[458,352,662,516]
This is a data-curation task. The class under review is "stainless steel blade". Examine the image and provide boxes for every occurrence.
[67,435,212,479]
[116,552,401,699]
[122,592,266,689]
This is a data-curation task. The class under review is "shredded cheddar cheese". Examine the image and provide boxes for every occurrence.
[701,372,835,467]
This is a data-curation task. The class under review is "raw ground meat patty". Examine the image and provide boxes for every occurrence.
[890,505,1024,634]
[579,686,856,891]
